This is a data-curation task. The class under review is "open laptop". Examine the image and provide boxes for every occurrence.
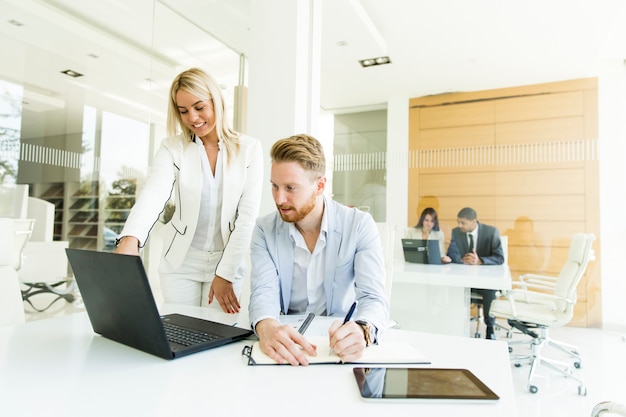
[65,248,253,360]
[401,239,442,264]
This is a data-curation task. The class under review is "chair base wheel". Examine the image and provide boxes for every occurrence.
[529,385,538,394]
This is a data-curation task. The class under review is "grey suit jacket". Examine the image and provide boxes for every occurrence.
[447,222,504,265]
[248,197,389,334]
[120,134,263,281]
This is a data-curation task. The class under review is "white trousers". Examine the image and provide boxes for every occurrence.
[158,246,243,309]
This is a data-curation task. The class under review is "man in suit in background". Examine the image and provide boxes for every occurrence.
[444,207,504,339]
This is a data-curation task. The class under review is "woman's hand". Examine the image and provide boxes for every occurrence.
[208,275,241,313]
[114,236,140,256]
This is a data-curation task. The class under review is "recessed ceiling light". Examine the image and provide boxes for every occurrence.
[359,56,391,68]
[61,69,83,78]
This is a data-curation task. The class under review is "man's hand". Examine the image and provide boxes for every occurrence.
[462,250,482,265]
[328,320,367,362]
[208,276,240,314]
[256,319,317,366]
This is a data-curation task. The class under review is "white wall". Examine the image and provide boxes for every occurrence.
[598,60,626,332]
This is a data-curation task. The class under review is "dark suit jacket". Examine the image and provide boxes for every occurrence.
[447,222,504,265]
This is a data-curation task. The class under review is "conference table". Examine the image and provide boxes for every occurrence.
[389,260,512,336]
[0,304,517,416]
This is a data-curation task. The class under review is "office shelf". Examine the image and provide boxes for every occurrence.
[66,181,100,250]
[31,179,136,251]
[32,182,66,241]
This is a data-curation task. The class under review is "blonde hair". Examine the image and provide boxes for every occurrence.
[270,134,326,178]
[166,67,239,162]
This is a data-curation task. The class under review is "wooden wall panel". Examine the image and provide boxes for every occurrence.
[496,117,584,145]
[495,91,584,122]
[418,172,495,196]
[419,101,494,129]
[493,220,587,241]
[419,125,495,149]
[409,78,597,108]
[495,195,585,222]
[408,107,421,149]
[408,78,601,328]
[494,169,585,195]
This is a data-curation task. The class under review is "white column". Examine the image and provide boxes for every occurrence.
[386,97,409,260]
[598,59,626,333]
[246,0,322,216]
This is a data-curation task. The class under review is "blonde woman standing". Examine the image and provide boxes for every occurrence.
[116,68,263,314]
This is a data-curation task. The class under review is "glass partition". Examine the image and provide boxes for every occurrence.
[0,0,240,251]
[332,110,387,222]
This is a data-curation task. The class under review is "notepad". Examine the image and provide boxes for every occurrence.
[243,336,430,366]
[279,314,338,337]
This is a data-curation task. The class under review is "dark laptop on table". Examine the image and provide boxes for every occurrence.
[65,248,253,360]
[401,239,442,264]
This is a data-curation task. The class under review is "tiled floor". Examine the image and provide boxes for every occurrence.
[23,288,626,417]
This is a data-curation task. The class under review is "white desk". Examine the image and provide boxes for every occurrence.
[390,261,512,336]
[0,307,517,417]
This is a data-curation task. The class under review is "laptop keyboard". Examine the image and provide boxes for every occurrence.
[163,322,220,346]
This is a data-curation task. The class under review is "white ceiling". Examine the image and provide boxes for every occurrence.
[2,0,626,137]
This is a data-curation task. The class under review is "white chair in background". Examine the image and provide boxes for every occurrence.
[26,196,55,241]
[0,184,28,218]
[19,240,74,312]
[0,218,26,327]
[490,232,595,396]
[0,184,35,271]
[0,185,74,312]
[592,401,626,417]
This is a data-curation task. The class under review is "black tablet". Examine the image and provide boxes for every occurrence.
[353,367,499,400]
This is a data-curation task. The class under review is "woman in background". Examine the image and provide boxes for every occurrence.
[115,68,263,314]
[404,207,449,263]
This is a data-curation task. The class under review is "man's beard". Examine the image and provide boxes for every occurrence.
[276,192,317,223]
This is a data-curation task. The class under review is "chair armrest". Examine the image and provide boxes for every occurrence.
[505,288,574,316]
[519,273,558,288]
[511,280,558,292]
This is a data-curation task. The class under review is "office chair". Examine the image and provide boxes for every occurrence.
[19,240,74,312]
[591,401,626,417]
[470,236,508,338]
[489,232,595,395]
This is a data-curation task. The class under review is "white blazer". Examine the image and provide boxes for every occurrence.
[120,134,263,282]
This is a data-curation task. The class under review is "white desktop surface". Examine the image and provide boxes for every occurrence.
[393,261,512,290]
[0,306,517,417]
[390,261,512,336]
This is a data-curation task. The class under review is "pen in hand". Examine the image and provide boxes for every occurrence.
[329,301,357,356]
[342,301,357,325]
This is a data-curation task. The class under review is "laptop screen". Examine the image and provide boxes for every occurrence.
[402,239,442,264]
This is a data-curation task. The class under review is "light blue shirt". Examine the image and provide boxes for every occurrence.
[288,210,328,315]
